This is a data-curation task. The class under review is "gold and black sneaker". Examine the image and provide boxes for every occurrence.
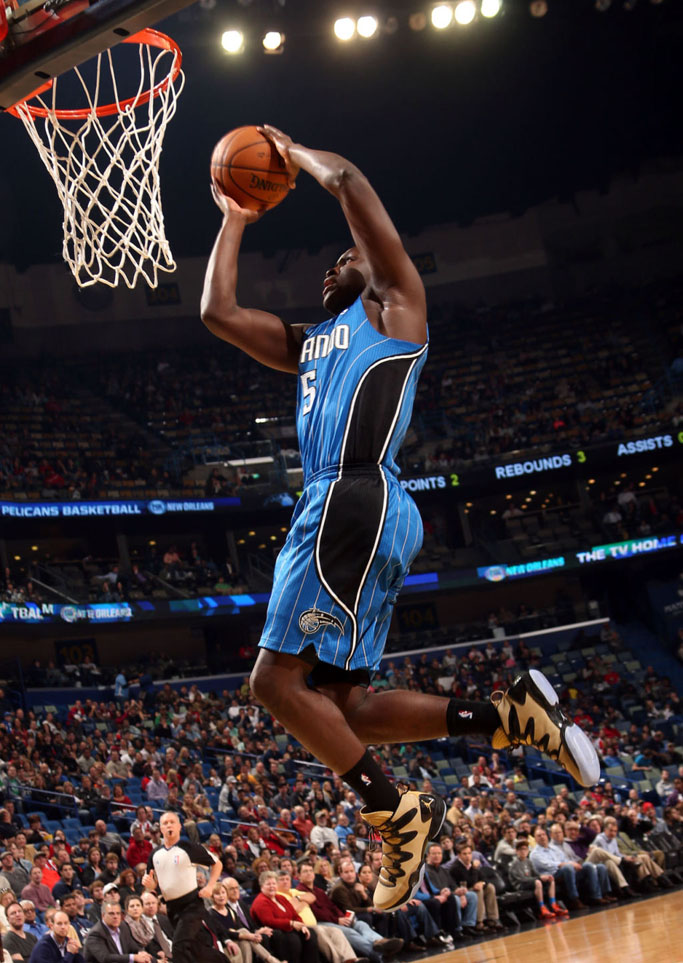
[490,669,600,787]
[361,790,446,912]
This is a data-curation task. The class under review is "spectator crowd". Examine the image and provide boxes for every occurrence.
[0,630,681,960]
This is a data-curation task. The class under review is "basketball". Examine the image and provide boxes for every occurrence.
[210,125,290,213]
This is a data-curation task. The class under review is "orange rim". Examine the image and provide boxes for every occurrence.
[8,27,182,119]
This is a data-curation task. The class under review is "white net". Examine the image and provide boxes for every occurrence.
[12,32,184,288]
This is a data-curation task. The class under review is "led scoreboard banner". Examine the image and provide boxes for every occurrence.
[0,496,241,519]
[0,432,680,524]
[399,431,682,498]
[2,534,681,625]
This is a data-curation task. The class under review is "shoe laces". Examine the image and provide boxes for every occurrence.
[376,817,417,886]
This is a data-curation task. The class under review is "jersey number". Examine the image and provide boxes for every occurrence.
[301,370,317,415]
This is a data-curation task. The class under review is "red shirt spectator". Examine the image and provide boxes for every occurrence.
[252,885,304,931]
[292,810,313,841]
[126,827,153,868]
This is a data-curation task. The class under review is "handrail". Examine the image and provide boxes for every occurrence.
[145,569,191,599]
[29,575,79,605]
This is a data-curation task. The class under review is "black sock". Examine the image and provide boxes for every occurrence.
[446,698,500,737]
[341,749,400,813]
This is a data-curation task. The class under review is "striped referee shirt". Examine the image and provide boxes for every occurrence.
[147,841,218,914]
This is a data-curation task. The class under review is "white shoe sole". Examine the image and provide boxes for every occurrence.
[527,669,600,787]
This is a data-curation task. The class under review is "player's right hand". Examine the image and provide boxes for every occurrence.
[210,182,262,223]
[257,125,299,189]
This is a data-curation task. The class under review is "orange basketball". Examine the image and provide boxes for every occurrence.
[210,125,290,212]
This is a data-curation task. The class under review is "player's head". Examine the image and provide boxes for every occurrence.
[159,811,181,845]
[322,247,368,315]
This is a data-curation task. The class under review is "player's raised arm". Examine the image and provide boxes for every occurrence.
[200,185,305,373]
[260,125,426,344]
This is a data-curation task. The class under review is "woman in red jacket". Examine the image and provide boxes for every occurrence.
[251,871,320,963]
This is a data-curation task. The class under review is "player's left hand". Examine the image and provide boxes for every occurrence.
[258,125,299,189]
[210,182,262,223]
[197,885,212,900]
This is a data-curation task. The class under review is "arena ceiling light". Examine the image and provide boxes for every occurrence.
[480,0,502,16]
[221,29,244,53]
[357,15,379,37]
[454,0,476,23]
[431,4,454,29]
[262,30,285,53]
[334,16,356,40]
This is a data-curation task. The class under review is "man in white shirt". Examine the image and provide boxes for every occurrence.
[146,773,169,804]
[592,816,660,891]
[656,769,673,801]
[309,813,339,853]
[547,824,612,905]
[140,892,173,960]
[463,796,484,823]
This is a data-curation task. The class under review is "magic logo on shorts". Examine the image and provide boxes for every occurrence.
[299,608,343,634]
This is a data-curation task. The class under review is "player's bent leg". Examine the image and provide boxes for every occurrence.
[490,669,600,787]
[251,654,447,913]
[249,650,370,773]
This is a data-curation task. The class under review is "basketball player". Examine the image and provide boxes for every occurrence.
[141,812,224,963]
[201,125,599,913]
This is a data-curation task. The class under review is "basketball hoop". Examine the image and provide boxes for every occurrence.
[8,28,184,288]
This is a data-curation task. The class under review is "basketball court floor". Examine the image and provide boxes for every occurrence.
[419,891,683,963]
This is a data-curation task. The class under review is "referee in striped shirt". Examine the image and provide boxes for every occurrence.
[142,812,225,963]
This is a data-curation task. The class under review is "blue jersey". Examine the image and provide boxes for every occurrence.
[296,296,428,483]
[259,297,428,674]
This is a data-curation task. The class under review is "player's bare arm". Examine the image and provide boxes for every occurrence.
[260,125,426,345]
[200,184,306,373]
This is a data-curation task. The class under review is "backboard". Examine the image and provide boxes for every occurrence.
[0,0,197,110]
